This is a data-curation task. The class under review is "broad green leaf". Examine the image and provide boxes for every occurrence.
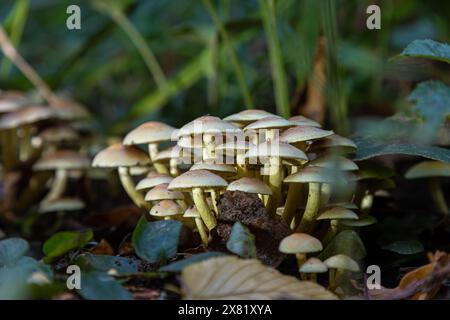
[132,218,183,264]
[75,253,138,274]
[181,256,337,299]
[354,137,450,163]
[78,271,133,300]
[226,222,257,258]
[398,39,450,64]
[0,237,29,266]
[319,230,366,261]
[0,256,53,287]
[43,230,93,262]
[159,252,226,272]
[382,240,424,255]
[408,80,450,140]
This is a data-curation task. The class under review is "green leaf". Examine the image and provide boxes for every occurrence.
[75,253,138,274]
[78,271,133,300]
[382,240,424,255]
[319,230,366,261]
[226,222,257,258]
[0,256,53,287]
[0,238,29,267]
[354,137,450,163]
[43,230,93,262]
[398,39,450,64]
[408,80,450,140]
[159,252,226,272]
[132,218,183,264]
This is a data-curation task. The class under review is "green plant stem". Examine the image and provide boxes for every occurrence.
[118,167,150,211]
[259,0,290,118]
[202,0,254,108]
[296,182,321,233]
[429,178,449,216]
[102,6,167,90]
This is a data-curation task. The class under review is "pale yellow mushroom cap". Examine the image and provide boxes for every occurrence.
[279,233,323,254]
[136,172,173,191]
[245,141,308,161]
[405,161,450,179]
[280,126,334,143]
[183,205,200,218]
[227,177,272,195]
[39,125,79,143]
[92,143,150,168]
[177,115,239,137]
[299,257,328,273]
[34,150,90,170]
[150,200,182,218]
[284,166,335,184]
[289,115,321,128]
[223,109,275,123]
[168,169,228,191]
[0,91,28,113]
[190,162,237,178]
[244,116,294,131]
[324,254,360,272]
[0,105,56,129]
[38,197,85,213]
[144,183,184,201]
[309,155,359,171]
[317,207,359,221]
[340,215,377,227]
[123,121,176,145]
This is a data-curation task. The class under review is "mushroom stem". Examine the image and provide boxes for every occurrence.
[266,156,282,215]
[321,220,338,246]
[169,158,179,176]
[295,253,307,268]
[328,269,337,291]
[295,182,321,233]
[236,153,249,177]
[202,133,215,161]
[19,124,33,161]
[1,129,18,171]
[195,217,209,246]
[320,183,331,208]
[148,144,169,174]
[118,167,151,211]
[42,168,67,202]
[360,192,374,215]
[210,189,219,216]
[283,183,302,225]
[310,273,317,282]
[429,178,449,216]
[192,187,217,230]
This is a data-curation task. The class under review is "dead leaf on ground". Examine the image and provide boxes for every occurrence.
[90,238,114,255]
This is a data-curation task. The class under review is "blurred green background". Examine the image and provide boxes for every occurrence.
[0,0,449,136]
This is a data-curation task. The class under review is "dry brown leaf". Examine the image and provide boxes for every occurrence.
[181,256,337,300]
[90,238,114,255]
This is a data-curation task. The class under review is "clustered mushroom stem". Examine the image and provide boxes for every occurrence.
[194,217,209,246]
[328,269,337,291]
[428,178,449,216]
[148,144,169,174]
[202,133,215,160]
[19,125,34,162]
[320,183,331,208]
[282,183,302,226]
[295,253,306,268]
[360,192,374,215]
[266,156,282,215]
[210,189,219,216]
[192,187,217,230]
[295,182,321,233]
[169,159,179,176]
[1,129,18,171]
[118,167,151,211]
[321,220,338,246]
[42,168,67,202]
[236,153,249,177]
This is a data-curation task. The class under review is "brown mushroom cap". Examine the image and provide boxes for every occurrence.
[177,115,239,137]
[33,150,90,170]
[144,183,185,201]
[223,109,275,123]
[324,254,360,272]
[50,97,90,120]
[136,172,173,191]
[0,91,28,113]
[299,257,328,273]
[123,121,176,145]
[279,233,323,254]
[149,200,182,218]
[39,125,79,143]
[168,169,228,191]
[0,105,56,129]
[280,126,334,143]
[227,177,272,195]
[92,143,150,168]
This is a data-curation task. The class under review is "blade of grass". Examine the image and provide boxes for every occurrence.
[322,0,348,135]
[202,0,254,108]
[259,0,290,118]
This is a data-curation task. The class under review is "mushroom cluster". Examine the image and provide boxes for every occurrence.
[92,109,376,264]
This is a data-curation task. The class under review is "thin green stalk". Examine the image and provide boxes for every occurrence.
[202,0,254,108]
[259,0,290,118]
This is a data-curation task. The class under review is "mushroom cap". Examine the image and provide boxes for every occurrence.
[309,155,359,171]
[299,258,328,273]
[38,197,85,213]
[123,121,176,145]
[324,254,360,272]
[128,166,151,176]
[280,126,334,143]
[326,202,358,210]
[312,134,357,150]
[39,125,79,143]
[216,140,252,152]
[177,135,204,149]
[279,233,323,254]
[0,91,28,113]
[144,183,184,201]
[245,141,308,161]
[92,143,150,168]
[289,115,321,128]
[223,109,275,123]
[183,205,200,218]
[190,162,237,178]
[405,161,450,179]
[284,166,335,184]
[340,215,377,227]
[168,169,228,191]
[177,115,239,137]
[149,200,182,217]
[50,97,90,120]
[0,105,56,129]
[227,177,272,195]
[136,172,173,191]
[33,150,90,170]
[244,116,294,131]
[317,207,359,220]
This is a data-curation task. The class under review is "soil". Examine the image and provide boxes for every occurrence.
[210,190,291,267]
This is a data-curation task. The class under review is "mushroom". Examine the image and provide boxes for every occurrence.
[405,160,450,216]
[278,233,323,270]
[145,183,187,211]
[168,169,227,230]
[226,177,272,202]
[324,254,359,291]
[216,140,253,177]
[299,257,328,281]
[183,205,209,246]
[38,197,85,233]
[339,215,377,228]
[244,116,294,143]
[310,134,357,155]
[123,121,177,174]
[316,206,359,245]
[150,200,182,220]
[92,143,151,210]
[223,109,275,124]
[38,125,79,152]
[136,172,173,192]
[288,115,321,128]
[33,150,90,202]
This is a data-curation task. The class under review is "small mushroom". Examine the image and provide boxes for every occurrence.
[324,254,359,291]
[244,116,294,142]
[145,183,187,211]
[288,115,321,128]
[150,200,182,220]
[279,233,323,270]
[136,172,173,192]
[316,206,359,245]
[227,177,272,202]
[299,257,328,281]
